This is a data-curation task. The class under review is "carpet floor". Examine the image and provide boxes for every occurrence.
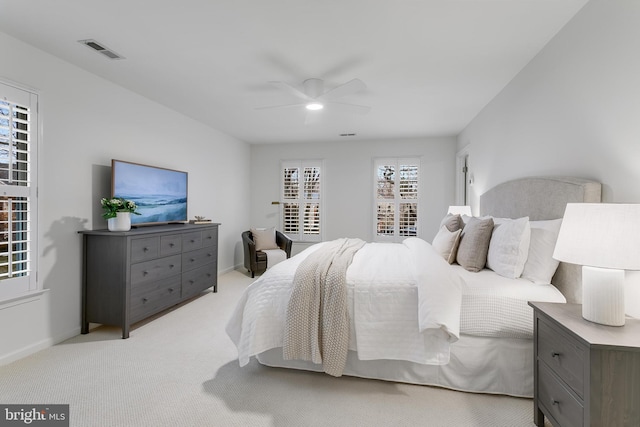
[0,270,544,427]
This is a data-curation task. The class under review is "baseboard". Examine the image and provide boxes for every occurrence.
[0,327,81,367]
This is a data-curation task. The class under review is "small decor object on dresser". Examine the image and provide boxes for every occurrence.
[101,197,141,231]
[189,215,212,225]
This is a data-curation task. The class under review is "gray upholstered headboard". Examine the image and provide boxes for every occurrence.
[479,176,602,303]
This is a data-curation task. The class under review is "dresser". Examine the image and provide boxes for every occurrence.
[80,223,219,338]
[529,302,640,427]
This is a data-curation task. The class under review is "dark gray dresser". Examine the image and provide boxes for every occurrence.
[530,302,640,427]
[80,223,219,338]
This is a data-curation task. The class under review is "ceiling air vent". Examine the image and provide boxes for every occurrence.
[78,39,125,60]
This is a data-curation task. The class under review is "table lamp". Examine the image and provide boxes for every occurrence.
[553,203,640,326]
[448,205,472,216]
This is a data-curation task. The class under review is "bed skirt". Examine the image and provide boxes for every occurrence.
[256,334,534,398]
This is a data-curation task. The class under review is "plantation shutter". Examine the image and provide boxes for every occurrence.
[0,82,38,301]
[374,158,419,242]
[281,160,322,242]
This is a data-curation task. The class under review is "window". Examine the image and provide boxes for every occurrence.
[373,158,420,242]
[281,160,322,242]
[0,81,38,302]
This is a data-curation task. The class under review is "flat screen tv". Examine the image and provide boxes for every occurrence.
[111,159,188,226]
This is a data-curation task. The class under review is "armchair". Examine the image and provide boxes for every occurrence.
[242,230,293,278]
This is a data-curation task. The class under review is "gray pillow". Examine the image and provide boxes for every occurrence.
[439,214,464,232]
[456,217,494,272]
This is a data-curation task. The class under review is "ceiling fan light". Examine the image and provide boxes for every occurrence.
[305,102,324,111]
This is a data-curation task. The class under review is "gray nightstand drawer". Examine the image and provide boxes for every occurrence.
[538,317,586,398]
[538,362,583,427]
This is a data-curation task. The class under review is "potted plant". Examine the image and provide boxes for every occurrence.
[101,197,141,231]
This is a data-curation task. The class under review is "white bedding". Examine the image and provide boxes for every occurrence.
[226,237,566,373]
[455,265,566,338]
[226,237,463,368]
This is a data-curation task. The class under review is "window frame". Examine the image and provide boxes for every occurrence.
[0,79,40,304]
[280,159,323,243]
[372,157,421,243]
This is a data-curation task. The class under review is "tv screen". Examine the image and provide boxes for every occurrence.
[111,159,188,225]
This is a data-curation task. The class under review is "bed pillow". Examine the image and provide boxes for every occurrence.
[439,214,464,232]
[522,219,563,284]
[250,227,279,251]
[432,225,463,264]
[486,217,531,279]
[456,216,494,272]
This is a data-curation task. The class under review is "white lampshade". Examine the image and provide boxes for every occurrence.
[553,203,640,326]
[447,205,472,216]
[553,203,640,270]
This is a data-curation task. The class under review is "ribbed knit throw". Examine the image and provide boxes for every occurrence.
[282,238,365,377]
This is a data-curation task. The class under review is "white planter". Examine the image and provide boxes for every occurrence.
[107,212,131,231]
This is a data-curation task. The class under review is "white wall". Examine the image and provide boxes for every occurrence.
[458,0,640,206]
[457,0,640,317]
[0,32,251,365]
[250,137,457,254]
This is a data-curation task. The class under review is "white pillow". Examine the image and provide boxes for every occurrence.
[432,225,463,264]
[486,217,531,279]
[522,219,563,284]
[250,227,279,251]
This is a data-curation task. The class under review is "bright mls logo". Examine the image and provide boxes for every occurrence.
[0,405,69,426]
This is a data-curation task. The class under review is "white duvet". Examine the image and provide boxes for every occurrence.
[226,237,463,368]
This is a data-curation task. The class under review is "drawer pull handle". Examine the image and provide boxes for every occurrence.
[169,264,175,269]
[142,298,148,303]
[190,239,195,243]
[189,280,195,284]
[551,398,559,406]
[143,271,149,276]
[190,258,195,262]
[143,247,149,252]
[168,288,174,293]
[169,243,174,247]
[551,352,561,358]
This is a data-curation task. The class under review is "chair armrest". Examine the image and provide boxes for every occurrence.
[242,231,258,270]
[276,231,293,258]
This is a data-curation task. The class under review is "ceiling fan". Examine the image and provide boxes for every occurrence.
[256,78,371,115]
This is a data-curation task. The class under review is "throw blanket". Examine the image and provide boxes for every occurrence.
[282,238,366,377]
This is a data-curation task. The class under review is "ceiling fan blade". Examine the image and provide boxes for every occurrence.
[269,81,313,101]
[318,78,366,101]
[255,102,306,110]
[327,101,371,115]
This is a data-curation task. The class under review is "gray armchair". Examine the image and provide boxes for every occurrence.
[242,230,293,278]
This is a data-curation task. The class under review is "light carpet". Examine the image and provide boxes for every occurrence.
[0,270,544,427]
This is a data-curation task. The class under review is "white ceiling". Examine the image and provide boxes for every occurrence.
[0,0,588,144]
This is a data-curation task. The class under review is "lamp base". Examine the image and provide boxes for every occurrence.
[582,266,625,326]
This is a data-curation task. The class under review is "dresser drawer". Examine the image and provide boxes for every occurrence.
[130,275,182,323]
[131,255,181,285]
[538,362,584,427]
[538,317,586,398]
[160,234,182,255]
[182,231,202,252]
[131,237,159,263]
[201,227,217,247]
[182,246,215,272]
[182,263,216,299]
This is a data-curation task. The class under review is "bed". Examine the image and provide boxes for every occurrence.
[226,176,602,397]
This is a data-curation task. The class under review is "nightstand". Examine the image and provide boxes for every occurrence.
[529,302,640,427]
